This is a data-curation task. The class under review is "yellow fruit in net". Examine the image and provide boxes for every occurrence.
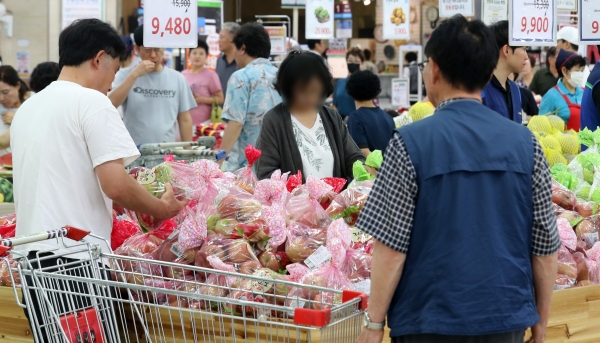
[547,115,565,132]
[540,135,562,153]
[527,116,552,133]
[408,101,434,122]
[556,133,580,155]
[544,148,567,167]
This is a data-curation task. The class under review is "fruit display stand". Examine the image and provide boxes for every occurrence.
[1,285,600,342]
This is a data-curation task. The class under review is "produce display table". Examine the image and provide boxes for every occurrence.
[2,285,600,342]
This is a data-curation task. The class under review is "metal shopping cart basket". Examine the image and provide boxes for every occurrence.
[131,137,227,169]
[1,229,367,343]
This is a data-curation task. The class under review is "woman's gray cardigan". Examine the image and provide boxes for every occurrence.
[255,103,365,182]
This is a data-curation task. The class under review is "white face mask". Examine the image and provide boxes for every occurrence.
[567,71,584,88]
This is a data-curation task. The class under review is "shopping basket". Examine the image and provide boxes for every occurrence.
[1,229,367,343]
[131,137,227,169]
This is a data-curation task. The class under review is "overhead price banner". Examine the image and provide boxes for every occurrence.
[579,0,600,44]
[482,0,508,25]
[557,0,576,11]
[509,0,556,46]
[383,0,410,40]
[143,0,199,48]
[439,0,475,17]
[306,0,334,39]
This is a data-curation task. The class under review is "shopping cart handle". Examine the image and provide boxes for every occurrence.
[342,290,369,310]
[0,226,91,253]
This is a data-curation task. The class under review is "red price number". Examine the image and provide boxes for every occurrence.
[394,27,407,35]
[593,21,599,34]
[315,28,331,35]
[520,16,549,35]
[151,17,192,37]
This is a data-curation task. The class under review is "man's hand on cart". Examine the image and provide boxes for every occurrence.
[158,183,189,219]
[356,327,384,343]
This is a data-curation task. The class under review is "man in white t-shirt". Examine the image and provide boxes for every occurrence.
[11,19,187,255]
[109,25,196,145]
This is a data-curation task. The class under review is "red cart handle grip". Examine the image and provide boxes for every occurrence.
[0,226,91,256]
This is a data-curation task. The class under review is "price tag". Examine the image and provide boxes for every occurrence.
[143,0,198,48]
[304,246,331,270]
[352,280,371,295]
[579,0,600,44]
[509,0,556,46]
[481,0,508,25]
[288,298,306,310]
[557,0,576,11]
[383,0,410,39]
[439,0,475,17]
[265,26,287,56]
[305,0,334,39]
[391,78,409,107]
[251,269,275,293]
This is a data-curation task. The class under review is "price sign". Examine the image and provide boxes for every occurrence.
[383,0,410,39]
[439,0,475,17]
[306,0,334,39]
[265,26,287,55]
[143,0,198,48]
[509,0,556,46]
[392,78,409,107]
[557,0,576,11]
[579,0,600,43]
[481,0,508,25]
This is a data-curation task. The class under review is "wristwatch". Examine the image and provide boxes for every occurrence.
[363,312,385,330]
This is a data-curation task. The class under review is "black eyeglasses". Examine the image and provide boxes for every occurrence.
[289,50,301,56]
[417,62,428,73]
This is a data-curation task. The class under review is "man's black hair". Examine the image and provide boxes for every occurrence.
[233,23,271,59]
[59,19,126,69]
[346,70,381,101]
[424,15,499,92]
[274,51,334,105]
[134,25,144,46]
[346,47,365,62]
[307,39,322,50]
[192,39,210,54]
[547,47,558,59]
[557,55,587,78]
[30,62,60,93]
[364,49,372,61]
[405,52,417,63]
[489,20,516,52]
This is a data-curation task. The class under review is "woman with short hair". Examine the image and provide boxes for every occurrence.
[255,51,365,181]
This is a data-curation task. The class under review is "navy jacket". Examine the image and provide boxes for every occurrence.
[482,77,522,124]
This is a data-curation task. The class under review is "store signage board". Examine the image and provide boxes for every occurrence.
[336,19,352,38]
[557,0,576,11]
[282,0,306,8]
[306,0,334,39]
[198,1,223,35]
[143,0,199,48]
[62,0,105,30]
[334,3,352,19]
[439,0,475,17]
[265,26,287,55]
[509,0,556,46]
[481,0,508,25]
[579,0,600,43]
[383,0,410,39]
[392,78,409,108]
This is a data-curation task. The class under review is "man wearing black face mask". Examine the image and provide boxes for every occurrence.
[333,48,365,118]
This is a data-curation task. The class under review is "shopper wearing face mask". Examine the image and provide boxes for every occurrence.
[332,48,364,119]
[539,50,585,131]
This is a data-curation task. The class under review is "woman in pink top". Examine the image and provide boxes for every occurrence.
[182,39,224,124]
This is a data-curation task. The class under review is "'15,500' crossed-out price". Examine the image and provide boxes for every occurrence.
[521,16,549,35]
[151,17,192,37]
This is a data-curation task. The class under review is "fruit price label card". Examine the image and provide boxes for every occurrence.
[143,0,198,48]
[306,0,334,39]
[579,0,600,44]
[383,0,410,39]
[509,0,556,46]
[439,0,475,17]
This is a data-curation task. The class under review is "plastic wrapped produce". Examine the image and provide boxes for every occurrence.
[552,179,577,210]
[111,212,142,251]
[575,216,600,249]
[152,230,202,278]
[286,193,331,229]
[557,217,578,251]
[555,245,577,289]
[233,145,261,194]
[0,213,16,239]
[551,164,578,191]
[285,222,327,263]
[194,235,259,269]
[254,170,289,207]
[0,254,19,286]
[115,233,164,257]
[341,249,372,283]
[326,185,372,226]
[575,200,598,217]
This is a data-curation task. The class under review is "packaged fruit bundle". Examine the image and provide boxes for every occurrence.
[555,245,577,289]
[327,184,372,226]
[552,179,577,211]
[285,195,331,263]
[557,218,578,251]
[233,145,262,194]
[341,248,372,283]
[551,163,579,191]
[0,212,16,239]
[194,235,260,273]
[574,215,600,249]
[0,253,19,286]
[152,230,203,279]
[111,212,142,251]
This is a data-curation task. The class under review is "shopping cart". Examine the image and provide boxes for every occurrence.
[1,229,367,343]
[131,137,227,169]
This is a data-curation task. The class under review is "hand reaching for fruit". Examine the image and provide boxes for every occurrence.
[159,183,189,220]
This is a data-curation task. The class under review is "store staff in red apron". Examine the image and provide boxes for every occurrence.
[539,50,585,131]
